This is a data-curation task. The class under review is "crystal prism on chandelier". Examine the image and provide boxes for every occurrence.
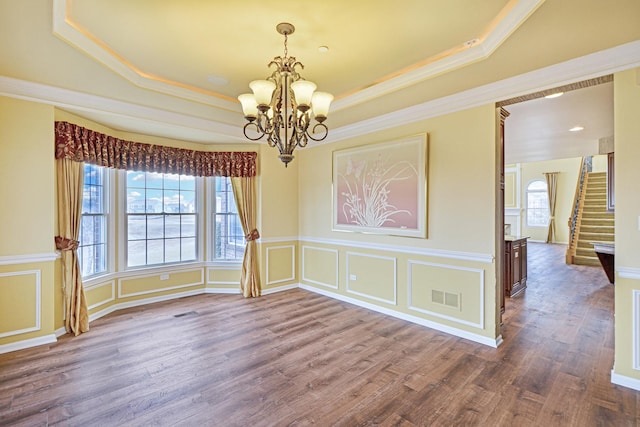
[238,22,333,167]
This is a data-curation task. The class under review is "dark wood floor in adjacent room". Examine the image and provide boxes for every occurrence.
[1,243,638,426]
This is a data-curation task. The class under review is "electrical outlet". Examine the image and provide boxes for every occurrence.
[160,274,169,281]
[349,274,357,281]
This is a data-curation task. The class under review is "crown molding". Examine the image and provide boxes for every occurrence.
[1,40,638,146]
[331,0,545,112]
[52,0,543,113]
[0,75,245,143]
[52,0,238,111]
[326,40,640,144]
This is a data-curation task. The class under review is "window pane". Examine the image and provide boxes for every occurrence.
[527,180,550,227]
[181,237,196,261]
[165,238,181,263]
[128,240,146,267]
[80,245,94,277]
[164,174,180,190]
[182,215,196,238]
[164,190,180,212]
[180,175,195,191]
[213,177,245,261]
[146,189,163,213]
[127,189,145,213]
[147,239,164,265]
[528,180,547,191]
[146,172,163,189]
[93,216,106,245]
[81,216,95,246]
[180,190,196,213]
[147,215,164,239]
[128,216,146,240]
[165,215,181,238]
[80,165,108,277]
[95,243,106,273]
[91,185,103,213]
[126,171,199,267]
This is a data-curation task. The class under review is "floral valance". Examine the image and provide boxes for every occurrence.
[55,121,257,177]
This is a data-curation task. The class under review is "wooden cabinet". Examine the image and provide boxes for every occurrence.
[505,237,527,297]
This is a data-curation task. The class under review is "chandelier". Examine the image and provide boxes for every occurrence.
[238,22,333,167]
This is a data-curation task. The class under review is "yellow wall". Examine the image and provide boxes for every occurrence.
[0,97,55,256]
[299,107,497,254]
[297,105,499,343]
[0,97,57,346]
[613,68,640,382]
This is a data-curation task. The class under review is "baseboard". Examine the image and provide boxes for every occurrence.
[3,282,501,355]
[89,288,206,323]
[299,284,501,348]
[611,369,640,391]
[0,334,57,355]
[205,287,241,294]
[262,283,299,295]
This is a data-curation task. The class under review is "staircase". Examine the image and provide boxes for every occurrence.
[573,172,614,266]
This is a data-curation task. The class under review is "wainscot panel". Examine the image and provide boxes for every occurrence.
[297,237,496,345]
[346,252,397,305]
[118,268,204,298]
[408,260,484,328]
[85,280,115,311]
[207,266,241,287]
[302,245,339,289]
[265,245,296,286]
[0,269,40,338]
[0,260,55,350]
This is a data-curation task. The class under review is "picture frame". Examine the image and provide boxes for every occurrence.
[332,134,428,238]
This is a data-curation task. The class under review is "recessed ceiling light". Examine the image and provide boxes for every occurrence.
[569,126,584,132]
[207,75,228,86]
[544,92,564,99]
[318,46,329,53]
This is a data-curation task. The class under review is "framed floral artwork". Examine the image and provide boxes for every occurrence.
[332,134,428,238]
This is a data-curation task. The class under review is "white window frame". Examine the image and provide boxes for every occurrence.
[208,176,246,264]
[118,170,204,271]
[81,165,115,284]
[526,179,550,228]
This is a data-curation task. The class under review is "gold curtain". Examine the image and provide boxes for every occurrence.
[544,172,559,243]
[55,158,89,335]
[231,177,261,298]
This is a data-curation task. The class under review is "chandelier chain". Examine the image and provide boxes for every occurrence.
[283,32,288,58]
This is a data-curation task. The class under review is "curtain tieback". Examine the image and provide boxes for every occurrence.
[55,236,79,251]
[549,216,555,220]
[245,229,260,241]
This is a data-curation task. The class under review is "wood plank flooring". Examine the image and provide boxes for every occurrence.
[1,243,638,426]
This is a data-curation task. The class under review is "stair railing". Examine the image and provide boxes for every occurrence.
[566,156,592,263]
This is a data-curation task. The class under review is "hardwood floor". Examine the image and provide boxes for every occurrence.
[1,243,638,426]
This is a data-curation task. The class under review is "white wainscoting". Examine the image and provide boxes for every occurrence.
[302,245,339,289]
[265,245,295,286]
[407,260,485,329]
[345,252,397,305]
[0,270,41,339]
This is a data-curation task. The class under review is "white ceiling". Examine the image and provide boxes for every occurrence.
[504,81,614,164]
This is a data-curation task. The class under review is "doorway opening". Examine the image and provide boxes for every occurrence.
[497,75,614,333]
